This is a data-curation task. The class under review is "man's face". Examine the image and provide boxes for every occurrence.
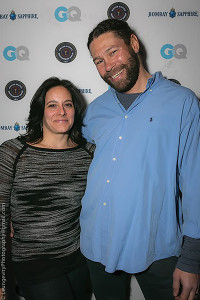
[89,31,140,93]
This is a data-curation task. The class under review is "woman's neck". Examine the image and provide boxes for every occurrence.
[31,135,77,149]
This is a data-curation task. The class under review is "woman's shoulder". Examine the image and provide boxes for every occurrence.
[82,142,96,157]
[0,136,25,154]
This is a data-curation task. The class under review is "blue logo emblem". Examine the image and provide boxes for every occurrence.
[169,8,176,18]
[14,122,20,131]
[10,10,16,20]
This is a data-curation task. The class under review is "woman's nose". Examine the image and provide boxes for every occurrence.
[58,105,66,115]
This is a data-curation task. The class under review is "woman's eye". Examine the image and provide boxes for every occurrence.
[48,104,56,108]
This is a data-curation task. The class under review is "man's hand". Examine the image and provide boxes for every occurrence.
[173,268,199,300]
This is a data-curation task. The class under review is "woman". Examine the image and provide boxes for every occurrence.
[0,77,94,300]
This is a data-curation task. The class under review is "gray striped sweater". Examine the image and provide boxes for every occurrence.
[0,137,94,262]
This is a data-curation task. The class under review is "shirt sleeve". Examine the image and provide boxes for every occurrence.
[177,93,200,273]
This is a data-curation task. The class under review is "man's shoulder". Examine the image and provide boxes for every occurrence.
[159,74,197,98]
[88,89,113,107]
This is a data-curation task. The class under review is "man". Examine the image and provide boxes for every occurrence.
[80,19,200,300]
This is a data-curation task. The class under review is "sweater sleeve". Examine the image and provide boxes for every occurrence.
[0,139,19,286]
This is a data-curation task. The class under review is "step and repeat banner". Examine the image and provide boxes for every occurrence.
[0,1,200,299]
[0,0,200,145]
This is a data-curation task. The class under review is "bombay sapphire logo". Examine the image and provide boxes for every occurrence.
[10,10,16,20]
[5,80,26,101]
[0,122,26,131]
[169,8,176,18]
[0,10,39,21]
[14,122,20,131]
[55,42,77,63]
[107,2,130,21]
[148,7,198,18]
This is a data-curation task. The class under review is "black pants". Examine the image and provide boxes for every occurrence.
[18,263,92,300]
[86,256,178,300]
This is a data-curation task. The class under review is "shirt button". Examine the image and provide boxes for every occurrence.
[113,157,116,161]
[150,89,152,92]
[103,202,107,206]
[119,136,122,140]
[106,179,110,183]
[125,115,128,119]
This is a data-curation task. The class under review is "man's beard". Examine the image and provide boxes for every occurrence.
[102,48,140,93]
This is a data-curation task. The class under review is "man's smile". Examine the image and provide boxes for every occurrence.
[111,69,124,79]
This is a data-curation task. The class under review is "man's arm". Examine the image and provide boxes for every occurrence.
[176,93,200,300]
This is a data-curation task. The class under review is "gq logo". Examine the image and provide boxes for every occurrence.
[160,44,187,59]
[3,46,29,61]
[55,6,81,22]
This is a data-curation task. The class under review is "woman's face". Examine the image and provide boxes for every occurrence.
[43,85,75,136]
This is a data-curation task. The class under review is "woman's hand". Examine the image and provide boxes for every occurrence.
[0,288,6,300]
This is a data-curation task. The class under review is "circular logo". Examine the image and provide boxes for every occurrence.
[55,42,77,63]
[107,2,130,21]
[5,80,26,101]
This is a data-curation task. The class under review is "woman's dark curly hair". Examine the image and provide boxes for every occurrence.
[20,77,87,145]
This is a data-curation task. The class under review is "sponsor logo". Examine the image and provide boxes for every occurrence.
[0,122,26,131]
[5,80,26,101]
[78,89,92,94]
[160,44,187,59]
[169,8,176,18]
[148,7,198,18]
[55,6,81,22]
[10,10,16,20]
[55,42,77,63]
[3,46,29,61]
[107,2,130,21]
[0,10,38,21]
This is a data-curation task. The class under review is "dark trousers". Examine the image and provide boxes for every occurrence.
[86,256,178,300]
[17,263,92,300]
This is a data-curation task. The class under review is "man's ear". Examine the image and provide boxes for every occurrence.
[130,34,140,53]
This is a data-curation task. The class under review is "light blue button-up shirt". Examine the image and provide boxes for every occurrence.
[80,72,200,273]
